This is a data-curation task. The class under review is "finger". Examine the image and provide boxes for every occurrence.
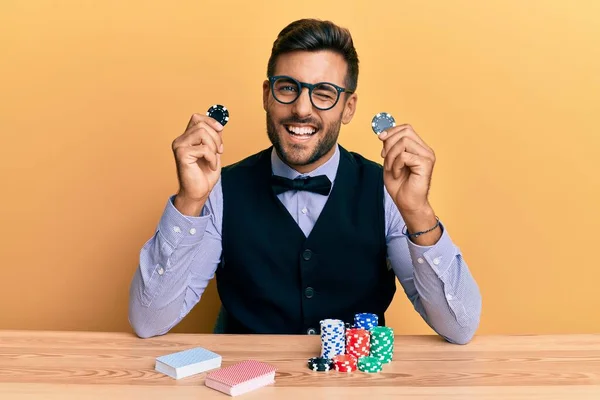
[176,143,218,171]
[186,113,225,132]
[381,127,410,158]
[179,122,223,153]
[383,137,430,171]
[379,124,432,154]
[189,122,223,153]
[390,151,422,179]
[187,144,219,171]
[382,126,433,157]
[186,113,224,132]
[215,152,222,171]
[196,129,219,154]
[381,128,433,159]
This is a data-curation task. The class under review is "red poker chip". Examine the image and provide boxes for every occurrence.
[333,354,357,361]
[335,365,357,372]
[346,328,371,358]
[332,354,358,371]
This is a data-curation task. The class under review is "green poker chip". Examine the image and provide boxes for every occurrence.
[358,356,383,373]
[369,326,394,364]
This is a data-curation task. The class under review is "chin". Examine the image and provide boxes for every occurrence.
[278,143,315,166]
[266,112,337,168]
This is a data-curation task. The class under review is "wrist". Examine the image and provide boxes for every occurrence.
[399,204,435,230]
[399,204,441,246]
[173,193,207,217]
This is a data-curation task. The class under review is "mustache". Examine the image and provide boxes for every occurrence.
[280,117,322,129]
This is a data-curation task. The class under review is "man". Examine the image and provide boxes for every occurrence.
[128,19,481,344]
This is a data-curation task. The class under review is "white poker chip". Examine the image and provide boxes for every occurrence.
[320,319,345,359]
[371,112,395,134]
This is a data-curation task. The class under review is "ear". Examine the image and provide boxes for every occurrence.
[262,80,270,112]
[341,92,358,125]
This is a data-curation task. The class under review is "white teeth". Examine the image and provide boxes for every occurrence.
[287,126,316,135]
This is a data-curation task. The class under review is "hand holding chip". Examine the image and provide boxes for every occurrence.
[172,105,229,216]
[372,113,436,216]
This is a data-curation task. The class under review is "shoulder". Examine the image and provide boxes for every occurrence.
[339,145,383,173]
[222,147,271,175]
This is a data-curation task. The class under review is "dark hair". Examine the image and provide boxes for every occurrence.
[267,19,359,91]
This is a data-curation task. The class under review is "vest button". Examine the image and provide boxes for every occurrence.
[305,287,314,298]
[302,249,313,261]
[307,327,317,335]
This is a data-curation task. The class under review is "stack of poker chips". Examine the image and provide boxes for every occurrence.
[354,313,379,330]
[369,326,394,364]
[307,357,334,372]
[320,319,346,359]
[332,354,358,372]
[345,328,371,359]
[307,314,394,374]
[357,356,384,373]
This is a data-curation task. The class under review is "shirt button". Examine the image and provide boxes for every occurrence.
[173,226,181,233]
[417,257,425,264]
[302,249,312,261]
[433,257,441,265]
[307,327,317,335]
[157,266,165,276]
[305,287,314,298]
[301,207,307,214]
[189,228,196,235]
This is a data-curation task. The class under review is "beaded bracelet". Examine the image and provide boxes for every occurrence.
[402,216,440,238]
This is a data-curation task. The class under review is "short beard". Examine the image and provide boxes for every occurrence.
[266,111,341,167]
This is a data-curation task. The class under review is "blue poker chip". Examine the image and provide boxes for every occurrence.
[354,313,379,330]
[207,104,230,126]
[371,112,395,134]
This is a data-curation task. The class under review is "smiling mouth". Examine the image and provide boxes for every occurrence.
[285,125,318,137]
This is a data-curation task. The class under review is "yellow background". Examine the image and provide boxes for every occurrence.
[1,0,599,335]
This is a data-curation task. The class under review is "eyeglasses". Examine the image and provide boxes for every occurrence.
[268,75,354,111]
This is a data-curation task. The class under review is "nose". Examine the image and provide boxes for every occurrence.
[291,87,313,119]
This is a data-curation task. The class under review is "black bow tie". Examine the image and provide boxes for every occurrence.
[270,174,332,196]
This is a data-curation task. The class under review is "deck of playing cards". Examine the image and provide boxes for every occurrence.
[155,347,222,379]
[205,360,277,396]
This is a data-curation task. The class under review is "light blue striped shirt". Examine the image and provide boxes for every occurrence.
[129,145,481,344]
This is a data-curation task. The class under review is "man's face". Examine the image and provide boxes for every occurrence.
[263,50,357,172]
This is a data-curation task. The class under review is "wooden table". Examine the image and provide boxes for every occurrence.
[0,331,599,399]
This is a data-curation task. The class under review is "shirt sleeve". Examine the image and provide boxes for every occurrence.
[128,179,224,338]
[383,186,482,344]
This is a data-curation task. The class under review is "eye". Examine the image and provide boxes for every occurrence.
[313,84,337,100]
[274,77,299,94]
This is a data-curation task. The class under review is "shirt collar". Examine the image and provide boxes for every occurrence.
[271,144,339,183]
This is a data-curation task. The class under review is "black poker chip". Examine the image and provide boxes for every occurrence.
[207,104,230,126]
[371,112,395,135]
[307,357,334,372]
